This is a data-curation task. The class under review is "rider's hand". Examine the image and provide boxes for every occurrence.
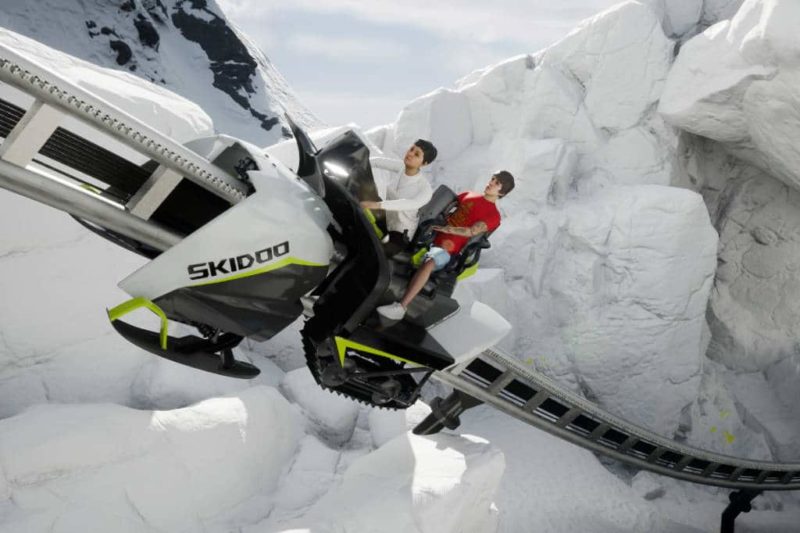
[360,201,380,210]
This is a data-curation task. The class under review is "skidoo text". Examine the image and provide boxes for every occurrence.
[187,241,290,280]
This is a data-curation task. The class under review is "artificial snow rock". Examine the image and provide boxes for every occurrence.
[660,0,800,192]
[705,173,800,371]
[543,1,674,133]
[0,387,303,532]
[280,367,360,446]
[368,400,432,448]
[279,432,505,533]
[523,185,717,434]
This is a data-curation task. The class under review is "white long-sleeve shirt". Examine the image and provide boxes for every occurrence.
[370,156,433,236]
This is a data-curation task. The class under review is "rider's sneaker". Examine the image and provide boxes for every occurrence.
[377,302,406,320]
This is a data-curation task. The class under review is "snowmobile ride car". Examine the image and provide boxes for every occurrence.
[106,121,510,408]
[0,45,508,409]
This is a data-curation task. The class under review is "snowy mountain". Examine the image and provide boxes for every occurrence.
[0,0,320,146]
[2,0,800,532]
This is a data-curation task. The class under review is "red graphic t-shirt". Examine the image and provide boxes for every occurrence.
[433,191,501,254]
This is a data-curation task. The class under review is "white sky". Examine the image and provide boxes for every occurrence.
[216,0,623,129]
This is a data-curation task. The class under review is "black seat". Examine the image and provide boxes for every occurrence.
[422,232,492,298]
[409,185,458,250]
[440,232,492,276]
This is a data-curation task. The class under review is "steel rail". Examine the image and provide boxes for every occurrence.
[0,158,180,251]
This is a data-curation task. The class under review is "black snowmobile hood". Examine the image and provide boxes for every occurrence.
[286,115,381,204]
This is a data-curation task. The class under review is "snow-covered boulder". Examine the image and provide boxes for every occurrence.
[0,387,304,532]
[378,1,677,192]
[368,400,432,448]
[724,370,800,461]
[517,186,717,434]
[660,0,800,192]
[648,0,704,38]
[543,1,673,134]
[0,191,152,417]
[460,406,684,533]
[680,360,774,459]
[705,170,800,371]
[701,0,746,25]
[130,353,283,410]
[279,368,360,446]
[267,433,504,533]
[269,434,341,516]
[765,356,800,423]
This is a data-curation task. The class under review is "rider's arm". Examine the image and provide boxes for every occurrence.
[432,221,488,237]
[368,156,402,202]
[369,156,404,172]
[376,181,432,211]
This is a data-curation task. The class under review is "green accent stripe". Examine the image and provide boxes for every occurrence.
[411,247,428,267]
[79,183,103,195]
[191,256,326,287]
[108,297,169,350]
[457,262,479,281]
[334,336,419,367]
[363,208,384,239]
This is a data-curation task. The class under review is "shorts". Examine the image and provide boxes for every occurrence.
[424,247,451,272]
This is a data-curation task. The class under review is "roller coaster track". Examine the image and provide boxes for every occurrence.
[1,41,798,497]
[0,42,248,253]
[0,45,247,202]
[435,348,800,490]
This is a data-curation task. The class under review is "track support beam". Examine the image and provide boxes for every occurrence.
[720,489,761,533]
[0,99,64,166]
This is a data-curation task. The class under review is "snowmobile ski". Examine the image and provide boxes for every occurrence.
[111,319,260,378]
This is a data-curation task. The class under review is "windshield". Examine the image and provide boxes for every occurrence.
[314,130,380,203]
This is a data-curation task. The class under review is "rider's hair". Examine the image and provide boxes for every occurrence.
[494,170,515,197]
[414,139,438,165]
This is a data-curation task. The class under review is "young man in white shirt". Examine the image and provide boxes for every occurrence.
[361,140,437,255]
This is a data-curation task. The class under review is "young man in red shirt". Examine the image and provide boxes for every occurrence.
[376,170,516,320]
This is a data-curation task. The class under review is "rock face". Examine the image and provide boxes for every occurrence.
[522,186,716,434]
[169,0,281,133]
[660,0,800,192]
[661,0,800,376]
[710,163,800,371]
[0,0,320,145]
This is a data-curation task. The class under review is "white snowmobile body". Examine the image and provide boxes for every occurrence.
[118,138,333,342]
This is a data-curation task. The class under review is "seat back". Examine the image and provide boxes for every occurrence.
[442,232,492,275]
[410,185,458,249]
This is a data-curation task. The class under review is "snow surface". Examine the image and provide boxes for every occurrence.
[2,0,800,532]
